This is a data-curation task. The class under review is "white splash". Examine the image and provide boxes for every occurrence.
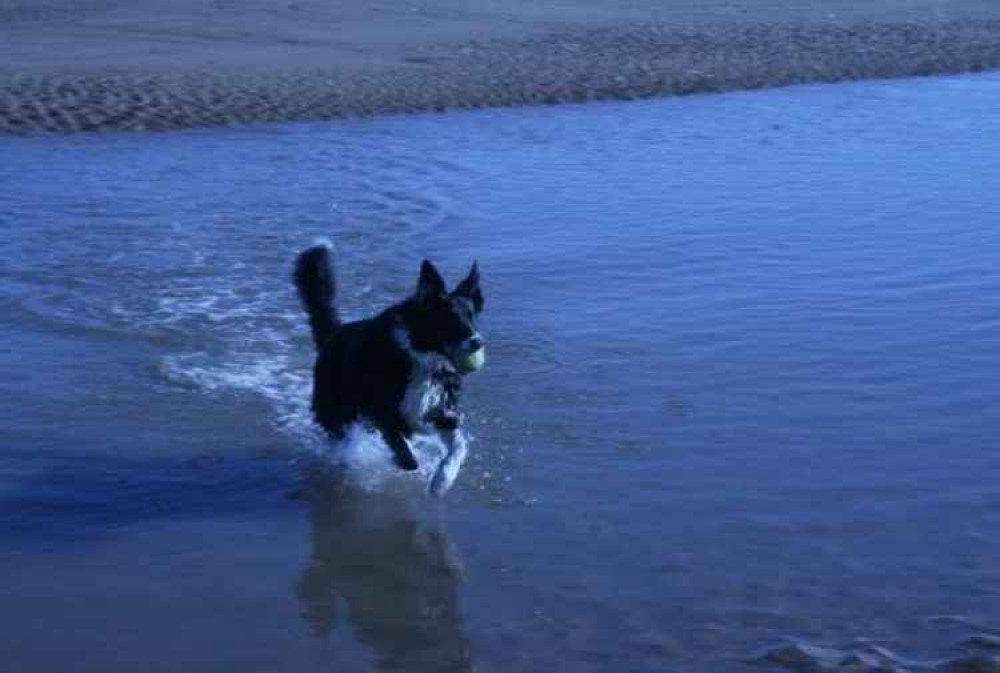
[315,423,464,494]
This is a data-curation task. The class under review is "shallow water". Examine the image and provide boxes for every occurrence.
[1,73,999,672]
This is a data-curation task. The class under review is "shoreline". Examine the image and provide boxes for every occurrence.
[2,9,999,134]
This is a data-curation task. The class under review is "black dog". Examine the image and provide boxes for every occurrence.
[293,242,484,495]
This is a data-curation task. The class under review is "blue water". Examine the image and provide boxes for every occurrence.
[1,73,999,672]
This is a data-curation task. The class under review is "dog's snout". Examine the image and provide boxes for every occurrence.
[467,335,483,352]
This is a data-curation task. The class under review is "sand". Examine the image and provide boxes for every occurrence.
[1,0,999,134]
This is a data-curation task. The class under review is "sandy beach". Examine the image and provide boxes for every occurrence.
[1,0,999,133]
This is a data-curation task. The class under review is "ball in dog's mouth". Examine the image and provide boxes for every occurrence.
[456,347,485,374]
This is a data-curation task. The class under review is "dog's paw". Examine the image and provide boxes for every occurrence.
[393,452,420,471]
[428,430,469,497]
[428,441,468,497]
[429,463,458,497]
[433,413,461,431]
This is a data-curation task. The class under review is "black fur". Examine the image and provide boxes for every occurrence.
[293,243,483,472]
[293,245,340,349]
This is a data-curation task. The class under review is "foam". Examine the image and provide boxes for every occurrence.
[755,635,1000,673]
[314,423,461,494]
[159,351,313,436]
[160,341,468,494]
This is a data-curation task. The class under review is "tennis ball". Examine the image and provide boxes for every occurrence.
[457,347,485,374]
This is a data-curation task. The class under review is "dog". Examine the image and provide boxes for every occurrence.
[293,242,485,496]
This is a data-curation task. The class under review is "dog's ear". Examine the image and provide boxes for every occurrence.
[452,261,484,314]
[416,260,447,304]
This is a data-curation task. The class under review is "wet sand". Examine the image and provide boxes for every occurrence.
[1,0,999,133]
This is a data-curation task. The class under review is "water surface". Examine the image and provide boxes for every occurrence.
[1,73,999,672]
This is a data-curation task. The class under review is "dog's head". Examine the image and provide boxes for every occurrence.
[402,260,485,374]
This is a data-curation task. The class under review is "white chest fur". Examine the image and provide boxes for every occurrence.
[400,371,444,429]
[394,327,452,431]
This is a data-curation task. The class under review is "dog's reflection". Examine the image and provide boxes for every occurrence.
[297,478,472,672]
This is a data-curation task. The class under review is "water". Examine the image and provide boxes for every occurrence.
[1,73,999,673]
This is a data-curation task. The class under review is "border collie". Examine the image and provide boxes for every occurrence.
[293,242,485,496]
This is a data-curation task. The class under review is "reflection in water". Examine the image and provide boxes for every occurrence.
[297,477,472,672]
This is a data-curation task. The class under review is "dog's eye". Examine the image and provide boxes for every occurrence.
[451,300,471,321]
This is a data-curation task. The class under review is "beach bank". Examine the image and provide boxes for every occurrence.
[1,0,999,133]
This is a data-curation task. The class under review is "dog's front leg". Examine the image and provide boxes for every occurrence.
[429,428,468,497]
[377,426,419,471]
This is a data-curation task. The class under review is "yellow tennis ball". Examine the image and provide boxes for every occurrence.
[458,347,485,374]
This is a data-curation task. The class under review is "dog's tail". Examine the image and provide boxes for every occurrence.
[293,241,341,350]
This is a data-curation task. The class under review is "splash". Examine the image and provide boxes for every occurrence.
[312,423,463,494]
[159,345,464,494]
